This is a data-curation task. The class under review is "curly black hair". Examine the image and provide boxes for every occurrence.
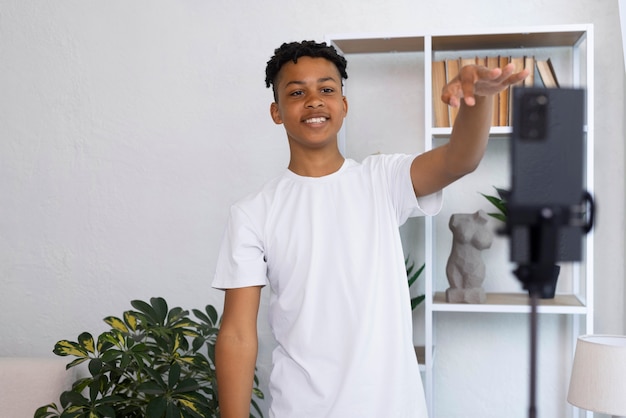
[265,40,348,101]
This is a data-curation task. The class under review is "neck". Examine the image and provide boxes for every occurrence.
[288,149,345,177]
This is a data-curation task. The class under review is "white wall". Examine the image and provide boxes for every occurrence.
[1,1,623,417]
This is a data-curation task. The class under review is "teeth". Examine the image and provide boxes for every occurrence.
[305,117,327,124]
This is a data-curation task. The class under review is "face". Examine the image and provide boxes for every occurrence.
[270,56,348,151]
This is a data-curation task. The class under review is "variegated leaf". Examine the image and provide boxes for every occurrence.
[103,316,129,333]
[124,311,138,331]
[54,340,89,358]
[77,332,95,354]
[178,398,201,413]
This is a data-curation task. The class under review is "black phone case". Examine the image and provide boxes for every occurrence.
[509,87,585,263]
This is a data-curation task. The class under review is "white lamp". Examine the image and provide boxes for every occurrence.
[568,335,626,418]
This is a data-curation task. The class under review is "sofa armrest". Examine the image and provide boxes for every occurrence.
[0,357,75,418]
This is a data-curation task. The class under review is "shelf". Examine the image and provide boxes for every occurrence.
[433,125,589,138]
[329,26,588,55]
[431,126,512,139]
[327,24,593,418]
[431,30,587,51]
[432,292,587,314]
[331,36,424,54]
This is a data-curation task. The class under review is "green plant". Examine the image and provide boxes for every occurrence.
[35,297,264,418]
[406,258,425,310]
[480,186,508,222]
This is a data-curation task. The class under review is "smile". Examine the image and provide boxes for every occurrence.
[304,117,327,124]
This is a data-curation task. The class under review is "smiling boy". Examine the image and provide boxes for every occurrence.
[213,40,528,418]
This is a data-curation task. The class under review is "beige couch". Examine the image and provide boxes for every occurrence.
[0,357,75,418]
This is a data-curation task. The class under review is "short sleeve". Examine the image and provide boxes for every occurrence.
[382,153,443,224]
[212,205,269,290]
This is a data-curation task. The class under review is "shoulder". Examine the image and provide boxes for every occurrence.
[359,153,416,176]
[225,173,285,225]
[361,153,414,167]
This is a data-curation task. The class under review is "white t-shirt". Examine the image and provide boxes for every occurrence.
[213,154,442,417]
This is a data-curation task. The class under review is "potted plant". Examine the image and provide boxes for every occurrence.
[35,297,264,418]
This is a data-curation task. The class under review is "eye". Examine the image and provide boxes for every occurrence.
[321,87,335,94]
[289,90,304,97]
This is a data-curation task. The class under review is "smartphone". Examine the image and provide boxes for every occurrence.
[508,87,586,263]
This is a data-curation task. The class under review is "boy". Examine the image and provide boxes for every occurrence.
[213,40,528,417]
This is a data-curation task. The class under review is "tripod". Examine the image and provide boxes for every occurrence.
[508,193,594,418]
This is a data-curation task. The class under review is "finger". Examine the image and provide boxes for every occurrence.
[489,64,514,83]
[460,81,476,106]
[441,86,461,107]
[459,67,480,106]
[507,68,531,84]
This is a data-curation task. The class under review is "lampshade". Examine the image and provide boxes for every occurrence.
[567,335,626,416]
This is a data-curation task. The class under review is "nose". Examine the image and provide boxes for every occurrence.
[305,93,324,108]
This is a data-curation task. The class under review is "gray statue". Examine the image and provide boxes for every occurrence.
[445,210,493,303]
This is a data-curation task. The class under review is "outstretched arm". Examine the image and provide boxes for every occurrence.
[411,63,529,197]
[215,285,263,418]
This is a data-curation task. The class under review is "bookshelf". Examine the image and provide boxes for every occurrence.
[327,24,594,418]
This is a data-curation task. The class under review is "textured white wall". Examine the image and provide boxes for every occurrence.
[1,1,623,417]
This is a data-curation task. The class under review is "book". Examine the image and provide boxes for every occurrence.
[498,56,510,126]
[459,56,476,121]
[446,58,461,126]
[524,56,535,87]
[460,57,476,68]
[486,56,499,68]
[432,60,449,127]
[510,56,525,79]
[536,58,559,88]
[486,56,500,126]
[508,56,526,123]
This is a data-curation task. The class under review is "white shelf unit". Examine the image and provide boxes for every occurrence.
[327,24,594,418]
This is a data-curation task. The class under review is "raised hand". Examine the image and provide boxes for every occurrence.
[442,63,530,107]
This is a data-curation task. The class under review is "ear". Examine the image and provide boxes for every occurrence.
[270,102,283,125]
[342,96,349,118]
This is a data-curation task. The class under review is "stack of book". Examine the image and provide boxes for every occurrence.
[432,56,559,128]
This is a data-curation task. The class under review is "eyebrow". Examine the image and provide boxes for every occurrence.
[284,76,339,88]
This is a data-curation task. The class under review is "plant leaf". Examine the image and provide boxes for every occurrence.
[103,316,129,333]
[411,295,426,310]
[60,390,89,407]
[54,340,89,358]
[173,378,200,394]
[165,402,181,418]
[137,381,166,395]
[94,405,116,417]
[489,213,507,223]
[146,397,167,417]
[66,357,89,369]
[96,332,114,353]
[191,309,210,325]
[130,299,159,325]
[167,306,189,326]
[205,305,218,325]
[408,263,425,288]
[150,297,169,325]
[124,311,139,332]
[168,363,182,390]
[88,358,103,376]
[480,189,507,220]
[77,332,96,354]
[177,392,210,416]
[34,404,58,418]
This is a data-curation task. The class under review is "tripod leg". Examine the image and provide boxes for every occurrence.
[529,291,539,418]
